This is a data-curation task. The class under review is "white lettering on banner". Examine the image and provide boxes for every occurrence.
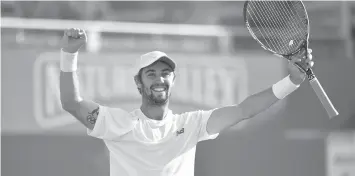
[205,68,218,107]
[97,66,112,99]
[79,66,96,100]
[33,52,248,129]
[112,66,129,96]
[78,66,139,101]
[113,65,139,99]
[218,69,236,106]
[191,68,203,104]
[172,67,239,107]
[45,64,61,116]
[173,67,189,103]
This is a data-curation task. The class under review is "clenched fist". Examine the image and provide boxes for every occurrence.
[60,28,87,53]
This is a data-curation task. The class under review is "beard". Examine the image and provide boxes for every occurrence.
[142,85,171,106]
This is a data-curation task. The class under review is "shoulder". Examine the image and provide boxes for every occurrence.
[100,106,138,121]
[174,109,215,124]
[179,109,215,118]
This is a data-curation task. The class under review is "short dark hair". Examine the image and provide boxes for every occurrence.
[134,69,144,95]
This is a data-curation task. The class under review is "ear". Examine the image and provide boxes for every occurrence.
[134,75,142,88]
[171,72,177,86]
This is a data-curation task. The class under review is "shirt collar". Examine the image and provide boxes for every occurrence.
[136,109,173,127]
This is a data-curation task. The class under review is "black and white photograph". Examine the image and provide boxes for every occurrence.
[1,1,355,176]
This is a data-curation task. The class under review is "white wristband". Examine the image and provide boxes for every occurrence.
[272,75,299,99]
[60,50,78,72]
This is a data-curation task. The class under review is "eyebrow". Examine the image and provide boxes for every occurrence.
[144,68,172,74]
[162,68,173,72]
[145,69,155,74]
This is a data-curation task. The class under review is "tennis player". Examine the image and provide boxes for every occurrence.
[59,28,314,176]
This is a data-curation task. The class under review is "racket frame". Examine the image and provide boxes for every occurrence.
[243,0,339,118]
[243,0,311,75]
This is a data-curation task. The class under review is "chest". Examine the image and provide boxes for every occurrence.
[125,121,191,153]
[105,120,198,168]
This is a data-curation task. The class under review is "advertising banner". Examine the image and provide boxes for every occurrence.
[327,132,355,176]
[2,50,285,134]
[33,52,250,130]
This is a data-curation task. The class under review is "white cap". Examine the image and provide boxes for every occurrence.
[135,51,176,74]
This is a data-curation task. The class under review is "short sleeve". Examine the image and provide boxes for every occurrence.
[184,109,220,143]
[196,109,220,142]
[87,105,135,141]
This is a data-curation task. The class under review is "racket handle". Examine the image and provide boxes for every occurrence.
[306,70,339,118]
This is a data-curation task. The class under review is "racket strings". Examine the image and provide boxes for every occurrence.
[253,0,304,52]
[273,1,303,38]
[273,1,307,50]
[279,1,307,40]
[247,3,284,52]
[245,0,308,55]
[247,1,292,53]
[287,1,308,30]
[251,1,288,52]
[272,1,305,51]
[257,1,293,52]
[269,1,304,51]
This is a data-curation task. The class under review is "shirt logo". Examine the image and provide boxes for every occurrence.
[176,128,185,136]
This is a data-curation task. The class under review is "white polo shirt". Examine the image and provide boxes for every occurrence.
[87,106,219,176]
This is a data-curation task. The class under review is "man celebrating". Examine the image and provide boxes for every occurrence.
[60,28,314,176]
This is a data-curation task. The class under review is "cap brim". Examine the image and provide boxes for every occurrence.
[157,56,176,71]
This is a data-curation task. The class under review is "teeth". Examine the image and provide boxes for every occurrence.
[153,88,165,92]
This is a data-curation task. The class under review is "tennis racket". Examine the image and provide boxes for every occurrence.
[243,0,338,118]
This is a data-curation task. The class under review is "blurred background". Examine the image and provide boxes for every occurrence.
[1,1,355,176]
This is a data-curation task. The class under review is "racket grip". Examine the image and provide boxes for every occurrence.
[308,75,339,118]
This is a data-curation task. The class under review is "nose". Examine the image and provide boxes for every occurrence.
[156,76,165,83]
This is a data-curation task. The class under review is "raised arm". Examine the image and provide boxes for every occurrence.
[206,50,314,135]
[59,28,99,130]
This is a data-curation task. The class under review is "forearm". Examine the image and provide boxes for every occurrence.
[238,87,278,119]
[59,56,100,129]
[59,51,82,109]
[239,75,299,119]
[60,71,82,104]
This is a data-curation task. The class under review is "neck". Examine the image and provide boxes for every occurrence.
[140,101,169,121]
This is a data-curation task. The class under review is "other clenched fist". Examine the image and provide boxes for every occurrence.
[60,28,87,53]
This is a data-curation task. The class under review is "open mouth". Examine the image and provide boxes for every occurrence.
[151,86,167,92]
